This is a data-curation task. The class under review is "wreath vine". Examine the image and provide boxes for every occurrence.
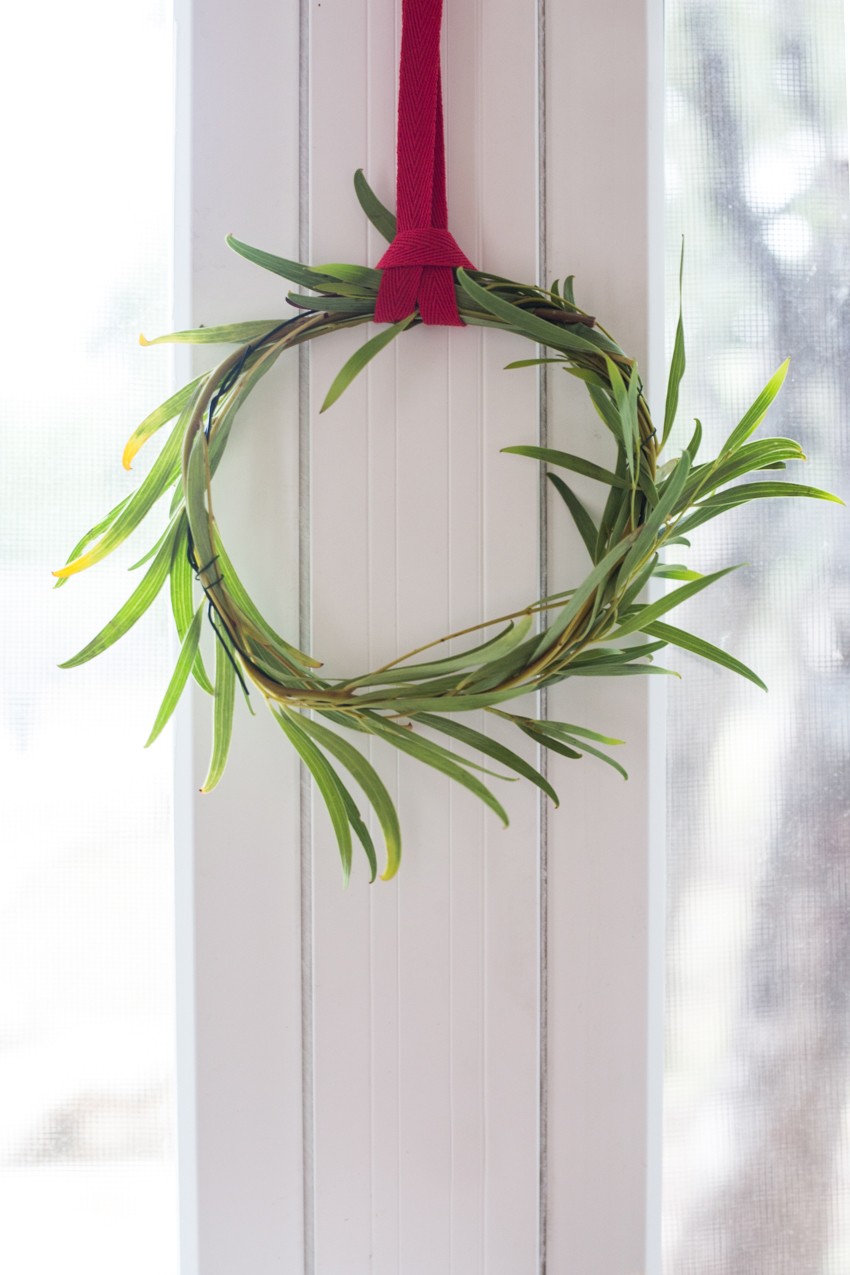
[55,172,839,884]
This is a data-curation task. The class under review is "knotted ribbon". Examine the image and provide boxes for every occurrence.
[374,0,474,326]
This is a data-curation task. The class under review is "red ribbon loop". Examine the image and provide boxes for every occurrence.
[374,0,474,327]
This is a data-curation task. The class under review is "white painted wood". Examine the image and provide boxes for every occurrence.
[543,2,664,1272]
[173,0,305,1271]
[307,1,542,1271]
[175,0,665,1269]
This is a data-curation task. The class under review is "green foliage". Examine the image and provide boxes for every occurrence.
[354,169,398,243]
[56,169,843,882]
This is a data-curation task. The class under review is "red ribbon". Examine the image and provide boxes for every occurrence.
[374,0,474,327]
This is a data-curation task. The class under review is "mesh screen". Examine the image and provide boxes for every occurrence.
[663,2,850,1272]
[0,1,179,1271]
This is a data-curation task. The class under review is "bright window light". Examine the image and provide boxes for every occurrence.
[0,1,179,1271]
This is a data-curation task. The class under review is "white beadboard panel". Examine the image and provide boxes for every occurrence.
[543,1,664,1272]
[308,1,542,1272]
[175,0,304,1270]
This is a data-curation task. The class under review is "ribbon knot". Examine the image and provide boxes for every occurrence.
[374,0,475,328]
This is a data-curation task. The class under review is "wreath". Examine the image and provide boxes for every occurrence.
[54,0,839,884]
[53,166,838,884]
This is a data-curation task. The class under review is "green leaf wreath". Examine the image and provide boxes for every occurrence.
[55,172,840,884]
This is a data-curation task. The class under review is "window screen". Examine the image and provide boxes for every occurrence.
[664,2,850,1272]
[0,1,179,1271]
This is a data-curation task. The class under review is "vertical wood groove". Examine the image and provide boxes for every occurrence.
[299,2,315,1272]
[535,1,548,1268]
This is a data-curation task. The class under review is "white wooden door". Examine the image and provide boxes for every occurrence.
[175,1,663,1272]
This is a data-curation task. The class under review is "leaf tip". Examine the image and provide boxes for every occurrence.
[139,333,151,347]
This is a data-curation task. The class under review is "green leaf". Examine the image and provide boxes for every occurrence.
[122,376,205,470]
[683,437,804,502]
[596,445,630,560]
[566,366,610,390]
[59,513,183,668]
[502,445,627,489]
[213,533,322,669]
[206,343,289,476]
[686,417,702,462]
[456,269,602,354]
[565,640,668,668]
[273,709,354,884]
[504,358,567,370]
[316,262,383,290]
[298,712,402,880]
[653,564,703,581]
[362,716,510,827]
[320,316,414,412]
[456,632,540,693]
[603,356,638,477]
[287,292,376,315]
[565,662,677,679]
[55,384,202,579]
[140,321,286,347]
[350,615,534,688]
[146,603,205,746]
[642,620,767,690]
[548,473,599,562]
[54,494,133,588]
[695,480,843,510]
[663,240,686,447]
[585,384,623,439]
[355,686,532,714]
[354,168,398,243]
[612,566,740,639]
[675,479,841,537]
[184,432,215,583]
[128,523,172,571]
[500,715,623,747]
[170,521,215,694]
[552,732,628,779]
[526,718,629,777]
[533,535,633,658]
[619,447,692,581]
[200,622,237,793]
[720,360,790,456]
[335,784,378,883]
[615,556,659,614]
[514,720,582,761]
[226,235,345,291]
[415,712,560,806]
[637,457,659,507]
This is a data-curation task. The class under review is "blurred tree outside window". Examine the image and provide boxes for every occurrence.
[664,2,850,1272]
